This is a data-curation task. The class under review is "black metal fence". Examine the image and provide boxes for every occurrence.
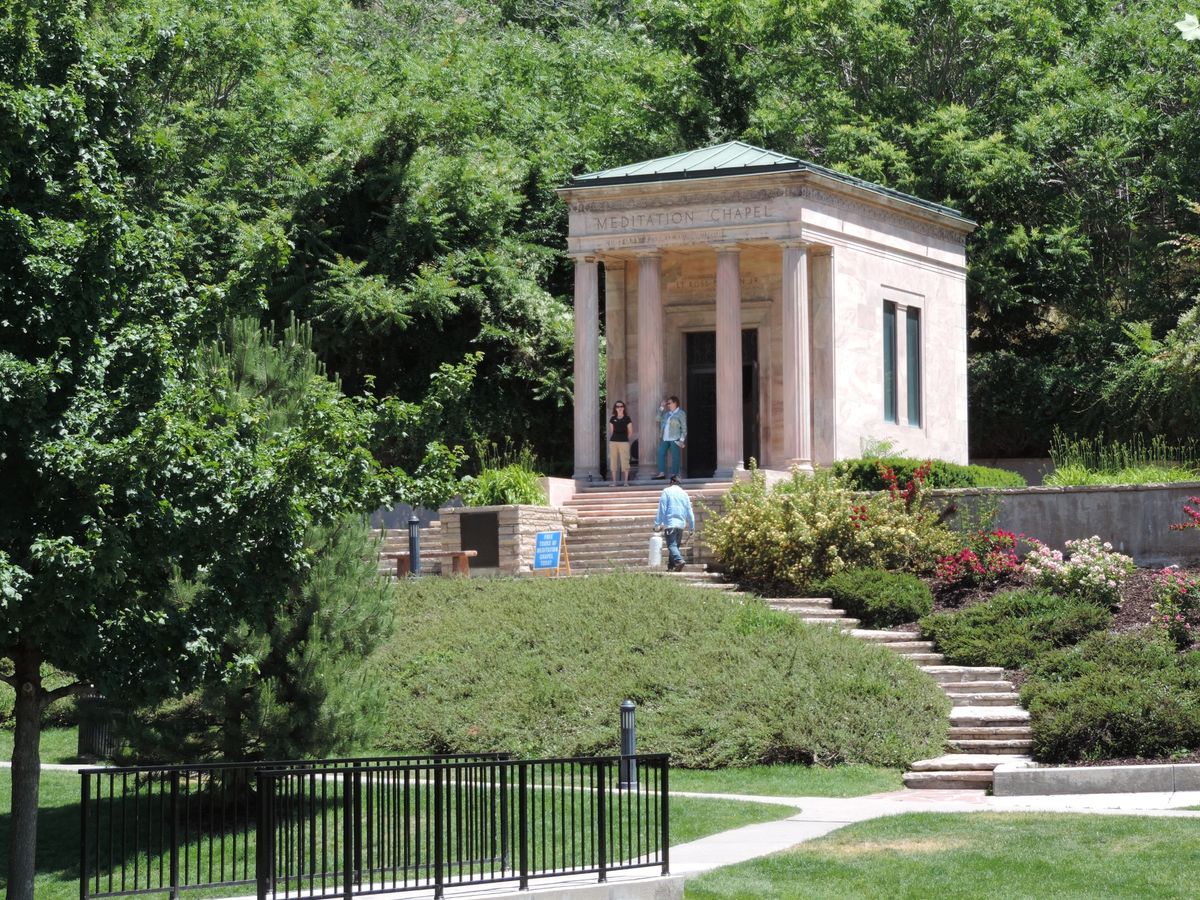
[79,752,669,900]
[78,753,507,900]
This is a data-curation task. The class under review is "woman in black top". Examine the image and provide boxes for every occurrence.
[608,401,634,486]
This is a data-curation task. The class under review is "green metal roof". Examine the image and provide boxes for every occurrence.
[566,141,973,225]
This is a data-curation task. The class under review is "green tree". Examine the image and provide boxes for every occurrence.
[122,319,398,762]
[0,6,391,895]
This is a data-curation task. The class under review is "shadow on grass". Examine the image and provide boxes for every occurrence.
[0,794,80,883]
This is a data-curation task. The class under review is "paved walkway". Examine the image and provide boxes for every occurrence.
[670,787,1200,877]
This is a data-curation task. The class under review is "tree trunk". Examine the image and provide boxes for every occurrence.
[7,642,42,900]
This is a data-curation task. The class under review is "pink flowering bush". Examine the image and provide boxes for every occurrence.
[934,530,1023,588]
[1151,568,1200,648]
[1023,536,1133,607]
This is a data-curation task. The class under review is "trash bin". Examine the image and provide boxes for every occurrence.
[77,694,117,760]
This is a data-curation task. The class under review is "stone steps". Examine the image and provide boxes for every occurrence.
[799,616,861,629]
[942,681,1015,694]
[947,739,1034,753]
[769,597,834,609]
[902,769,1003,789]
[851,629,921,642]
[920,665,1006,684]
[948,692,1021,707]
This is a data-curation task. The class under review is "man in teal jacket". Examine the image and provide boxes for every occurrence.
[653,395,687,479]
[655,475,695,571]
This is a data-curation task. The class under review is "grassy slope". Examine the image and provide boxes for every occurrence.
[686,812,1200,899]
[378,574,949,769]
[0,769,792,900]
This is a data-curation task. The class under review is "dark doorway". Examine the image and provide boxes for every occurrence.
[685,330,760,478]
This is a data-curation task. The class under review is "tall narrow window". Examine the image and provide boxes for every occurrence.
[906,307,921,426]
[883,301,897,423]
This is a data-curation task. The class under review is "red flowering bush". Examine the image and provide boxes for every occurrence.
[935,530,1023,589]
[1170,497,1200,533]
[1151,568,1200,648]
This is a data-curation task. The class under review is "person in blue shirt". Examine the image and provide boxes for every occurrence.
[652,395,687,479]
[655,475,696,572]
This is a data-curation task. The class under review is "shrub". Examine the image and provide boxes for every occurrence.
[1151,568,1200,648]
[381,574,950,768]
[833,457,1027,490]
[461,445,546,506]
[919,589,1110,669]
[703,468,959,592]
[934,529,1023,588]
[816,569,933,628]
[1023,536,1133,607]
[1021,631,1200,762]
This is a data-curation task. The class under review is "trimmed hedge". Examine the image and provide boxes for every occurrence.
[816,569,933,628]
[919,589,1110,669]
[1021,631,1200,762]
[833,457,1027,491]
[381,574,950,769]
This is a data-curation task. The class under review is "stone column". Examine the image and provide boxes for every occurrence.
[781,242,813,470]
[573,255,600,480]
[603,260,627,412]
[714,244,743,477]
[636,252,664,476]
[894,302,909,427]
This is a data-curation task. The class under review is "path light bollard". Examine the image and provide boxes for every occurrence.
[407,514,421,576]
[619,699,637,788]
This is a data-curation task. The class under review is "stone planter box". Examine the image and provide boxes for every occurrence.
[993,761,1200,796]
[436,504,579,576]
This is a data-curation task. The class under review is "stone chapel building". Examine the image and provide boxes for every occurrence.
[557,142,975,481]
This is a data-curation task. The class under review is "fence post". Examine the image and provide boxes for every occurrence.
[408,515,421,576]
[255,772,269,900]
[353,765,363,887]
[518,762,529,891]
[498,762,509,870]
[660,759,670,876]
[169,771,180,900]
[596,761,607,884]
[342,770,354,900]
[79,773,90,900]
[433,765,445,899]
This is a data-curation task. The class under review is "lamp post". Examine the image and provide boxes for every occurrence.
[407,515,421,576]
[619,699,637,788]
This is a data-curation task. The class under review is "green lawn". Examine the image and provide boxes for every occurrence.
[0,727,82,765]
[0,768,793,900]
[685,812,1200,899]
[671,764,901,798]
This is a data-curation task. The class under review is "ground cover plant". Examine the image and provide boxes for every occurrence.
[1045,431,1200,486]
[0,769,792,900]
[919,589,1111,669]
[685,812,1200,899]
[380,574,950,769]
[1021,631,1200,762]
[815,570,932,629]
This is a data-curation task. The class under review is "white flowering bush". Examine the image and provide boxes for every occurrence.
[1023,536,1133,607]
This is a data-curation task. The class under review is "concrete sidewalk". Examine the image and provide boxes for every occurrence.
[669,787,1200,877]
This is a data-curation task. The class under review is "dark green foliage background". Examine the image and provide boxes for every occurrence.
[817,569,934,629]
[379,575,950,768]
[76,0,1200,466]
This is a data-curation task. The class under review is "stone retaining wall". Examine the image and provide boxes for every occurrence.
[933,481,1200,567]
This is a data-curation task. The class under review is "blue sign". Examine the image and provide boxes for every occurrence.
[533,531,563,570]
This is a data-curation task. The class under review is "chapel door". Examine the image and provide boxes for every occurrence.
[685,330,759,478]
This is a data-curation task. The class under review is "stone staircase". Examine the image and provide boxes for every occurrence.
[761,607,1032,790]
[564,481,732,574]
